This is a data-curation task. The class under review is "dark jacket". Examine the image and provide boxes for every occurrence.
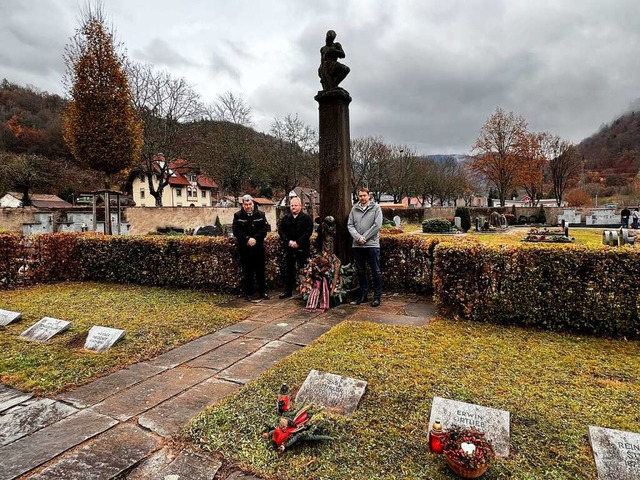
[233,207,268,251]
[278,211,313,251]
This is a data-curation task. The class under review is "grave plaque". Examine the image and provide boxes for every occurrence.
[0,309,21,326]
[294,369,367,415]
[589,426,640,480]
[429,396,510,457]
[393,215,401,227]
[84,326,125,352]
[20,317,71,342]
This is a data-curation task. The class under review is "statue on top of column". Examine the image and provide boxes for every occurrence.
[318,30,350,91]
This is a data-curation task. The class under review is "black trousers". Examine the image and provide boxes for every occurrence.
[240,247,266,295]
[283,248,309,294]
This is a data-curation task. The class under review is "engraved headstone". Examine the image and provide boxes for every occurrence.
[294,369,367,415]
[429,396,510,457]
[589,426,640,480]
[84,326,125,352]
[0,309,21,326]
[20,317,71,342]
[454,216,462,230]
[393,215,401,227]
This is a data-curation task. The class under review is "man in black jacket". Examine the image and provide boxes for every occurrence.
[233,195,269,301]
[277,196,313,298]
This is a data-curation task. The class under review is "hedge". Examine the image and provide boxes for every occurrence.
[0,233,434,294]
[433,242,640,337]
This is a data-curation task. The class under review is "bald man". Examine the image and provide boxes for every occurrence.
[277,197,313,298]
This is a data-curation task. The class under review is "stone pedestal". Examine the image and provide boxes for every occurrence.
[315,88,352,263]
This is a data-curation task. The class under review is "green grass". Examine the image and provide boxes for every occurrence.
[0,282,249,395]
[402,225,607,247]
[186,319,640,479]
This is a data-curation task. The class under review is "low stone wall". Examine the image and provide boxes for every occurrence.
[399,206,565,225]
[124,206,277,235]
[0,207,38,232]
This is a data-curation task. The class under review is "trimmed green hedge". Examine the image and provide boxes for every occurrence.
[433,243,640,337]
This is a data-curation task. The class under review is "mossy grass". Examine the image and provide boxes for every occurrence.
[186,319,639,479]
[0,282,248,395]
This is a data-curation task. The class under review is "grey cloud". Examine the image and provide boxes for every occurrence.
[135,38,197,68]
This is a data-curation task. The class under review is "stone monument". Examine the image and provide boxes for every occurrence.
[295,369,367,415]
[315,30,352,263]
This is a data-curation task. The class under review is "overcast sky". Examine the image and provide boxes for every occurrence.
[2,0,639,155]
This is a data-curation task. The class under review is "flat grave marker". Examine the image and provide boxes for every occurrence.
[84,326,125,352]
[20,317,71,342]
[294,369,367,415]
[589,425,640,480]
[0,309,21,326]
[429,396,510,457]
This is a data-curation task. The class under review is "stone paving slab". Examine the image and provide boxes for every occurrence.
[218,320,265,335]
[350,312,430,326]
[309,305,358,326]
[187,337,269,370]
[148,331,240,368]
[91,367,215,422]
[278,308,324,322]
[218,340,302,385]
[280,323,332,346]
[404,301,436,318]
[57,362,167,409]
[0,385,32,414]
[0,409,117,480]
[127,447,222,480]
[138,378,239,437]
[0,399,77,447]
[28,423,160,480]
[247,319,303,340]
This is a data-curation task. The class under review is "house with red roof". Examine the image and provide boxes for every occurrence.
[127,156,219,207]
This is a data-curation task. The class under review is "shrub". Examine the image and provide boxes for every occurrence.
[422,218,453,233]
[538,205,546,224]
[433,243,640,337]
[454,207,471,232]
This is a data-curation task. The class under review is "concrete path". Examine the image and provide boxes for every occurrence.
[0,294,434,480]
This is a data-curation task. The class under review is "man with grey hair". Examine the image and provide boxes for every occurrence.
[233,194,269,301]
[277,196,313,298]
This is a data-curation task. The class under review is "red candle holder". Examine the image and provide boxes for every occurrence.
[429,420,445,454]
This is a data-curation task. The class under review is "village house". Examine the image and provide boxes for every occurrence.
[127,157,219,207]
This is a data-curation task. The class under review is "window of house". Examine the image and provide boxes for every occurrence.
[140,174,145,182]
[201,189,207,198]
[176,188,182,197]
[140,188,145,199]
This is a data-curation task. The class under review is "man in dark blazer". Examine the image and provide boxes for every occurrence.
[233,194,269,301]
[277,196,313,298]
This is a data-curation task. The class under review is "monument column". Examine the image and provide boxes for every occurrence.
[315,89,352,263]
[315,30,352,263]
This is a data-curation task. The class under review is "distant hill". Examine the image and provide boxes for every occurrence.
[577,105,640,178]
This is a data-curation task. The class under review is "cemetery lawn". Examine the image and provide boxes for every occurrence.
[0,282,248,395]
[187,319,639,480]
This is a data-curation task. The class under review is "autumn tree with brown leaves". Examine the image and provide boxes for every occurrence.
[470,107,528,206]
[546,137,581,206]
[518,131,546,206]
[62,5,142,190]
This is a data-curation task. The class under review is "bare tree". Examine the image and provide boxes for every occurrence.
[350,136,389,201]
[0,153,54,205]
[383,145,418,204]
[198,92,254,203]
[546,136,581,206]
[205,91,253,126]
[268,114,317,203]
[127,62,203,206]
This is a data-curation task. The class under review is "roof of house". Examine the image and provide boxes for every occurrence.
[252,197,275,206]
[6,192,72,208]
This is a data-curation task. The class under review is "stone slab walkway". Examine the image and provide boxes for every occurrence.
[0,293,433,480]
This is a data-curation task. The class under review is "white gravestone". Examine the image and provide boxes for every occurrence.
[393,215,401,227]
[589,426,640,480]
[0,309,21,327]
[295,369,367,415]
[20,317,71,342]
[429,396,510,457]
[454,216,462,230]
[84,326,125,352]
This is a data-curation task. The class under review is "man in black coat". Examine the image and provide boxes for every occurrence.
[233,194,269,301]
[277,196,313,298]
